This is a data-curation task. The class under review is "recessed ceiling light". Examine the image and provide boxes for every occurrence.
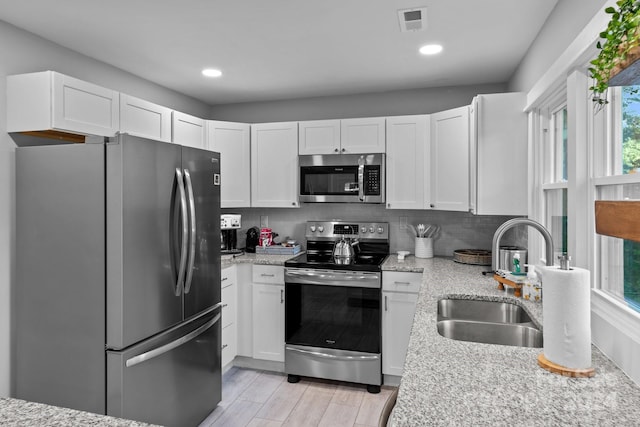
[419,44,443,55]
[202,68,222,78]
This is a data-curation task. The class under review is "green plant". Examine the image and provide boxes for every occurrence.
[589,0,640,105]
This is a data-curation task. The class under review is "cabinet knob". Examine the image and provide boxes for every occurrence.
[334,148,339,152]
[430,204,435,208]
[341,148,346,153]
[387,203,391,208]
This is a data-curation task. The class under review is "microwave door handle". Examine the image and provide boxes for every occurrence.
[357,156,365,202]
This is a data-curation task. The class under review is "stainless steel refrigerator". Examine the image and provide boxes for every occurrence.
[14,134,222,426]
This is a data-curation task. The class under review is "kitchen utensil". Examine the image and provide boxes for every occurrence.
[407,224,418,237]
[499,246,528,272]
[417,224,426,237]
[332,237,360,259]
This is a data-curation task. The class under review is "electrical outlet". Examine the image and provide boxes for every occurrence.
[260,215,269,228]
[399,216,408,229]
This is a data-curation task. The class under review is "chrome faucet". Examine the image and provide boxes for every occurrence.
[492,218,555,271]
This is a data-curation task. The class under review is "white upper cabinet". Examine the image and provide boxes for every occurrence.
[470,93,528,215]
[299,118,385,154]
[386,115,429,210]
[120,94,172,142]
[172,111,206,149]
[429,106,470,212]
[207,120,251,208]
[298,119,341,154]
[7,71,119,137]
[251,122,299,208]
[340,117,386,153]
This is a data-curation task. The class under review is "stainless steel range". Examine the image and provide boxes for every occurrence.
[284,221,389,393]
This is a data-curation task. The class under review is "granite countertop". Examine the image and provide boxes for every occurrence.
[0,398,159,427]
[384,256,640,426]
[221,251,302,269]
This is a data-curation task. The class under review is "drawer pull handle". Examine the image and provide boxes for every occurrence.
[222,277,228,281]
[221,344,228,350]
[261,273,275,277]
[394,281,411,285]
[222,303,228,308]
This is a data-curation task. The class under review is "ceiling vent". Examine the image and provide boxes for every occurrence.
[397,7,427,32]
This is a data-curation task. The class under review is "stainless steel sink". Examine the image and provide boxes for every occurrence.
[437,298,533,323]
[436,298,542,348]
[437,319,543,348]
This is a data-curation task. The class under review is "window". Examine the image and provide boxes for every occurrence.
[594,85,640,314]
[540,102,568,259]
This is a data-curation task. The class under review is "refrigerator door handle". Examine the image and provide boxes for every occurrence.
[125,310,221,368]
[174,168,189,296]
[183,168,197,294]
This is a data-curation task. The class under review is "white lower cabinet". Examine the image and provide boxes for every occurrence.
[251,266,285,362]
[382,272,421,376]
[221,265,237,368]
[236,264,254,357]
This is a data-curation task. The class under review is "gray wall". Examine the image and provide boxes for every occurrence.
[224,205,523,258]
[209,84,506,123]
[0,19,211,397]
[508,0,606,93]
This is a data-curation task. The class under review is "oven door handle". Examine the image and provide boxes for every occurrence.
[284,269,380,288]
[285,346,379,361]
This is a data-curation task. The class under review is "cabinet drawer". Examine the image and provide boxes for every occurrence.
[221,284,236,329]
[221,323,237,368]
[382,271,421,293]
[221,265,236,289]
[252,265,284,284]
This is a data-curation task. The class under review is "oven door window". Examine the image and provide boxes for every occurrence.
[285,283,380,353]
[300,166,359,195]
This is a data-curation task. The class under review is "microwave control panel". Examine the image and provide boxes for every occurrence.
[364,166,381,195]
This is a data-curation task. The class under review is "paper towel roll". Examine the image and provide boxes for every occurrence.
[538,265,591,370]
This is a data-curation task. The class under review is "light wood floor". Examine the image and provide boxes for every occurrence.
[199,367,396,427]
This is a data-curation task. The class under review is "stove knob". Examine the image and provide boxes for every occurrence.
[377,226,384,234]
[361,227,367,233]
[310,225,316,232]
[369,227,375,233]
[318,226,325,233]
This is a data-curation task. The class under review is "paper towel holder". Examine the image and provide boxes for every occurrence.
[538,253,596,378]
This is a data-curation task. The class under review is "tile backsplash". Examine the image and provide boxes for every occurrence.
[223,203,526,256]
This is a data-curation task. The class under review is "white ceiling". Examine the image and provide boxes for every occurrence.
[0,0,558,106]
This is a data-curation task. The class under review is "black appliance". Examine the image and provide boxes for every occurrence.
[284,221,389,393]
[299,153,385,203]
[221,214,242,254]
[245,226,260,253]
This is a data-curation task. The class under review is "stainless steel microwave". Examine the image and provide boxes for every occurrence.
[299,153,385,203]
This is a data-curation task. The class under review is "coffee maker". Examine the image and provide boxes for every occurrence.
[221,214,242,254]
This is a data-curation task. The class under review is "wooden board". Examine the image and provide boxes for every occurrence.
[538,353,595,378]
[608,45,640,87]
[595,200,640,243]
[21,130,85,143]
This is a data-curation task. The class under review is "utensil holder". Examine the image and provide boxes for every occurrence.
[415,237,433,259]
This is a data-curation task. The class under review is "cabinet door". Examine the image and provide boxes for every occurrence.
[471,93,527,215]
[120,94,172,142]
[172,111,206,149]
[382,292,418,376]
[298,120,341,154]
[251,122,299,208]
[429,106,470,212]
[252,283,285,362]
[340,117,386,154]
[236,264,253,357]
[52,72,120,136]
[208,121,251,208]
[386,115,429,209]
